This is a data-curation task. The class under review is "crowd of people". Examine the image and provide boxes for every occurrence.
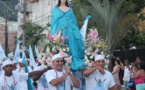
[0,52,145,90]
[0,54,117,90]
[112,56,145,90]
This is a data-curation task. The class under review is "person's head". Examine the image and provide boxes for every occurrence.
[133,62,139,71]
[2,59,13,76]
[138,61,145,70]
[136,56,141,62]
[18,58,24,67]
[94,55,105,69]
[12,60,17,70]
[52,54,63,71]
[124,59,129,66]
[115,59,120,65]
[58,0,69,7]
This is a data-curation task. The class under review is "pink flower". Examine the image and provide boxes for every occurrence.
[60,51,67,57]
[46,34,52,40]
[50,51,55,55]
[91,61,95,65]
[92,38,97,43]
[46,59,49,63]
[66,58,71,63]
[59,37,64,42]
[86,52,91,55]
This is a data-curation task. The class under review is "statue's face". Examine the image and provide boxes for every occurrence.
[61,0,66,4]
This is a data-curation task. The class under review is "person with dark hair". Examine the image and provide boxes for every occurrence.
[112,60,121,90]
[50,0,85,70]
[130,61,145,90]
[83,55,115,90]
[46,54,80,90]
[122,59,131,90]
[128,62,138,90]
[0,59,49,90]
[136,56,142,63]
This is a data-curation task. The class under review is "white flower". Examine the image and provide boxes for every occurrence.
[95,49,98,53]
[85,55,88,60]
[46,47,50,53]
[65,63,68,66]
[90,56,93,59]
[62,48,66,51]
[88,63,92,67]
[67,47,69,51]
[85,60,89,63]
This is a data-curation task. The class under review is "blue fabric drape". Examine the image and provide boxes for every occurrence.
[51,6,85,70]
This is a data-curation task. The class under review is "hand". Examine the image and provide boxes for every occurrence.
[97,67,105,75]
[65,68,71,75]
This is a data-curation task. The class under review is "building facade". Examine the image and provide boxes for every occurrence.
[18,0,57,26]
[0,17,18,52]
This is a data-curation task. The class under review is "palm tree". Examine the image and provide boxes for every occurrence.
[73,0,138,71]
[74,0,137,52]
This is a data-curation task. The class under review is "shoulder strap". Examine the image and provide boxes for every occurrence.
[54,69,66,90]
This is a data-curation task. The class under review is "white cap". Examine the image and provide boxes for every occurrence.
[18,58,23,63]
[2,59,13,68]
[52,54,62,61]
[95,55,105,61]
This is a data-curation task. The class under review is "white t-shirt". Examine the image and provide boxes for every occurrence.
[46,69,72,90]
[34,65,48,90]
[0,72,28,90]
[85,70,115,90]
[123,66,131,81]
[16,67,33,90]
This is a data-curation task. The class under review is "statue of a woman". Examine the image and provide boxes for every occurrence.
[51,0,85,70]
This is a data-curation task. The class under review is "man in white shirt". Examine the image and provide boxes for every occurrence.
[15,58,33,90]
[33,63,52,90]
[83,54,115,90]
[46,54,80,90]
[0,59,49,90]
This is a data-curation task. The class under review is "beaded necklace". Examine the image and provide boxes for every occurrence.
[4,75,16,90]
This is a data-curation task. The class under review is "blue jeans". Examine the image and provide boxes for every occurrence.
[124,81,129,90]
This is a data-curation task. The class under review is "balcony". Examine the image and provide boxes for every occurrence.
[28,0,39,3]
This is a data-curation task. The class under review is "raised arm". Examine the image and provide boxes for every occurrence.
[83,67,98,77]
[29,67,50,78]
[49,72,69,86]
[66,68,80,88]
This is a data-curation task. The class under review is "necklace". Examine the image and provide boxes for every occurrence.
[4,75,16,90]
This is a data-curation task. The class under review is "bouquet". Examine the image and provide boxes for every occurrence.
[84,28,107,67]
[37,31,72,66]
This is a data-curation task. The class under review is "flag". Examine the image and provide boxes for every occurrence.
[28,45,36,68]
[0,43,6,60]
[13,39,20,62]
[34,45,40,57]
[80,15,91,41]
[22,51,35,90]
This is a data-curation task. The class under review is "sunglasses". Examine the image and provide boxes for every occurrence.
[56,60,63,63]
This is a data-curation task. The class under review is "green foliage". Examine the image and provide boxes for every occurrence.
[117,29,145,49]
[24,22,45,47]
[124,0,145,13]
